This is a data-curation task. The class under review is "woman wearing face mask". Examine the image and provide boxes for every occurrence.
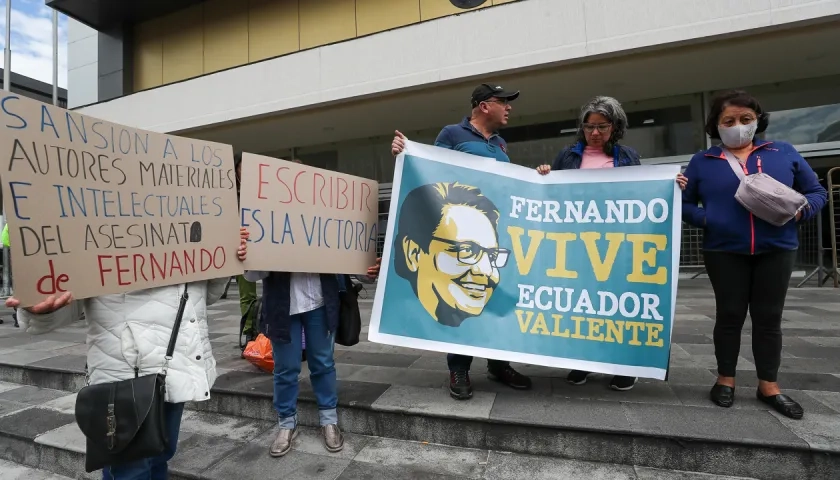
[682,90,827,419]
[536,96,687,392]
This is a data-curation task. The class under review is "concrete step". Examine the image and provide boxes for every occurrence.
[0,458,74,480]
[0,379,760,480]
[0,361,836,479]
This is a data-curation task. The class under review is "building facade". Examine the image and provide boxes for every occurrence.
[52,0,840,272]
[0,68,67,108]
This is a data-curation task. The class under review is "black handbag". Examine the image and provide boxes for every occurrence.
[336,274,362,347]
[74,285,189,473]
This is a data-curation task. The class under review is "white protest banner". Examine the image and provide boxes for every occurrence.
[370,141,682,380]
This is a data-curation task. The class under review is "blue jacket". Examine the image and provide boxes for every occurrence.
[434,117,510,162]
[551,142,641,170]
[259,273,341,344]
[682,140,827,255]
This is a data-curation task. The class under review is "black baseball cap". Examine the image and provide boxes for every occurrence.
[470,83,520,107]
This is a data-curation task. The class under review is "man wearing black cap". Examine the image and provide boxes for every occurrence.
[391,83,532,400]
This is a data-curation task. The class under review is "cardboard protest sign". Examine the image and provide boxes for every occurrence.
[239,152,379,275]
[370,141,682,380]
[0,92,242,307]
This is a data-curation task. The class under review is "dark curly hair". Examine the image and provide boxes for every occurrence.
[704,90,769,140]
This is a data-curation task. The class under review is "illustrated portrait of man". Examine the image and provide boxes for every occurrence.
[394,182,509,327]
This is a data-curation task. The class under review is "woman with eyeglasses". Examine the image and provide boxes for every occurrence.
[536,95,687,391]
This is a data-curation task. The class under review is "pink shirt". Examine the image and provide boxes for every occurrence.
[579,146,614,169]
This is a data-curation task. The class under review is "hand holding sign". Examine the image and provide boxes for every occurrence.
[5,291,73,315]
[238,228,249,261]
[366,257,382,281]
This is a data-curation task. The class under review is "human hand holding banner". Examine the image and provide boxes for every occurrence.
[239,152,379,275]
[0,92,242,307]
[369,141,682,380]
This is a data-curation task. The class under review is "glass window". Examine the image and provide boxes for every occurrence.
[501,99,705,164]
[297,150,338,170]
[623,105,701,158]
[763,103,840,144]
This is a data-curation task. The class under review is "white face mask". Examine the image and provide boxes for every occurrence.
[718,122,757,149]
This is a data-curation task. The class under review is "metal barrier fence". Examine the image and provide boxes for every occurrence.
[680,224,705,268]
[376,185,392,259]
[829,167,840,288]
[794,214,837,287]
[660,215,835,287]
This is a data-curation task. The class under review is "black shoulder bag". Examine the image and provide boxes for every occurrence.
[336,274,363,347]
[75,285,189,473]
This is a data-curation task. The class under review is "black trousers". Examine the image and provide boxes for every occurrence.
[703,250,796,382]
[447,354,509,373]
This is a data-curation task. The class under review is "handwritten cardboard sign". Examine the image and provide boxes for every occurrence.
[0,92,243,307]
[239,152,379,275]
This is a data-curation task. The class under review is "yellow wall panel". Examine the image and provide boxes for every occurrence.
[248,0,300,62]
[161,6,204,84]
[420,0,484,21]
[133,20,163,91]
[204,0,250,73]
[299,0,356,50]
[135,0,513,90]
[356,0,420,37]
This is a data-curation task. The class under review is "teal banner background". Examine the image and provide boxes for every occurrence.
[372,148,680,377]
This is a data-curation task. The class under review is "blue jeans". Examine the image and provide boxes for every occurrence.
[102,402,185,480]
[271,306,338,429]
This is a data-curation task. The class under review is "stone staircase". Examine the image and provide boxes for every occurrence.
[2,280,840,478]
[0,358,834,480]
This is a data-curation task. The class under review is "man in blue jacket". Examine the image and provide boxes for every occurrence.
[391,83,532,400]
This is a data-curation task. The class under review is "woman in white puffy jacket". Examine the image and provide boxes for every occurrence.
[5,229,249,480]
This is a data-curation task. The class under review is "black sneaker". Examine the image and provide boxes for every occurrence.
[566,370,590,385]
[488,365,532,390]
[449,370,473,400]
[610,375,637,391]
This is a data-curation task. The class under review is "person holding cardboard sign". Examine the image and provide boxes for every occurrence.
[5,227,250,479]
[244,256,381,458]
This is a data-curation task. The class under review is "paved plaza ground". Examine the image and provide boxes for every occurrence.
[0,278,838,479]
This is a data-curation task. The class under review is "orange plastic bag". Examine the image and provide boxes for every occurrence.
[242,333,274,373]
